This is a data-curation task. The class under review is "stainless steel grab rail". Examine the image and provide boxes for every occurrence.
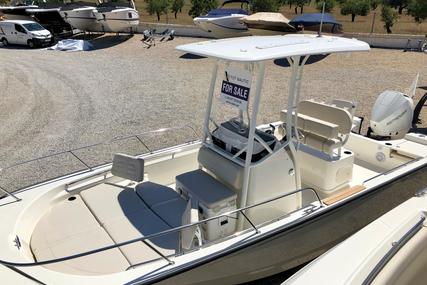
[0,125,200,194]
[362,215,426,285]
[0,187,322,270]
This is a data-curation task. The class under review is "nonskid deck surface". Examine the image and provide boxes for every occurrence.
[30,180,186,275]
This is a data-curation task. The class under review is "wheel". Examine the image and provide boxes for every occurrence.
[27,39,35,49]
[1,38,7,47]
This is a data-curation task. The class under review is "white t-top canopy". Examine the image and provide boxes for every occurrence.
[176,34,370,62]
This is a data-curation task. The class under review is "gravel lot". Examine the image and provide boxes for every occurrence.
[0,34,426,282]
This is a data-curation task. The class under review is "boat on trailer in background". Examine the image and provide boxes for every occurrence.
[0,0,36,21]
[193,0,250,38]
[92,0,139,33]
[1,35,427,284]
[59,1,102,33]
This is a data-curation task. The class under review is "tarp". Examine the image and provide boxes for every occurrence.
[243,12,292,24]
[289,13,341,27]
[47,39,93,51]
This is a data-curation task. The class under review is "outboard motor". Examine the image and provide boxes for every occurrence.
[369,90,414,140]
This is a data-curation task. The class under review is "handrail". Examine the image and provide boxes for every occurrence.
[362,215,426,285]
[0,187,322,269]
[0,125,200,194]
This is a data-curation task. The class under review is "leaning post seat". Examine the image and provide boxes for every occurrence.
[281,100,355,196]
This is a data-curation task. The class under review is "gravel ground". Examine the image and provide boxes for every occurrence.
[0,34,426,282]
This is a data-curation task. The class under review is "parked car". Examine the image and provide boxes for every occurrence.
[0,20,54,48]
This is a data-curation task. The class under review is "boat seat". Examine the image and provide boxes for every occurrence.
[330,99,356,117]
[111,153,145,182]
[135,181,181,208]
[197,145,244,193]
[31,195,130,275]
[81,182,179,266]
[281,100,353,156]
[176,169,237,209]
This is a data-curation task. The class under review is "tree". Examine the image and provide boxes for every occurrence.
[381,5,398,33]
[189,0,218,18]
[145,0,169,21]
[383,0,409,14]
[171,0,185,19]
[294,0,311,13]
[340,0,370,22]
[316,0,336,12]
[408,0,427,23]
[251,0,281,13]
[370,0,381,10]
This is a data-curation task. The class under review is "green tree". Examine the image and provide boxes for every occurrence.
[408,0,427,22]
[145,0,169,21]
[381,5,398,33]
[171,0,185,19]
[294,0,311,13]
[370,0,381,10]
[189,0,218,18]
[340,0,370,22]
[251,0,281,13]
[316,0,336,12]
[383,0,409,14]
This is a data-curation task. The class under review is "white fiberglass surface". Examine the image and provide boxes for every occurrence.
[175,34,370,62]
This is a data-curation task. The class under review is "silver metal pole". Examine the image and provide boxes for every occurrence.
[318,2,325,37]
[237,61,265,230]
[202,61,219,144]
[286,56,302,190]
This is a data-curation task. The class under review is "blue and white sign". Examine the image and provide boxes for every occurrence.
[220,67,252,111]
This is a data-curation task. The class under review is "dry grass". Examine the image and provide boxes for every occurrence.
[134,0,427,35]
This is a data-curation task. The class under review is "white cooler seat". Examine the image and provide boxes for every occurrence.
[176,169,237,241]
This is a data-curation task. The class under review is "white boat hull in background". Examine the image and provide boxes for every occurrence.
[193,14,249,38]
[93,8,139,33]
[283,191,427,285]
[60,7,102,32]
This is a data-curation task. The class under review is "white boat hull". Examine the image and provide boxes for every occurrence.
[194,14,249,38]
[157,165,427,284]
[59,7,102,32]
[93,8,139,33]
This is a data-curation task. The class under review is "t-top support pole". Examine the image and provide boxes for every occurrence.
[202,61,219,144]
[237,61,266,231]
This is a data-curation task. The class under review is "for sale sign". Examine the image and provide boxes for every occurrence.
[220,67,252,111]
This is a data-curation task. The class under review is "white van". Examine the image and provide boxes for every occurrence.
[0,20,54,48]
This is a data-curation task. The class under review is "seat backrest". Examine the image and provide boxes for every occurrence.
[330,99,357,117]
[197,146,244,191]
[299,100,353,136]
[281,110,339,139]
[111,153,145,182]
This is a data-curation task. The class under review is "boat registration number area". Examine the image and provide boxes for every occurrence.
[220,67,252,110]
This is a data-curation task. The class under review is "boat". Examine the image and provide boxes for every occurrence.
[241,12,296,36]
[59,1,102,32]
[92,0,139,33]
[2,35,427,284]
[193,0,250,38]
[0,0,36,21]
[289,13,343,34]
[26,1,72,34]
[283,189,427,285]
